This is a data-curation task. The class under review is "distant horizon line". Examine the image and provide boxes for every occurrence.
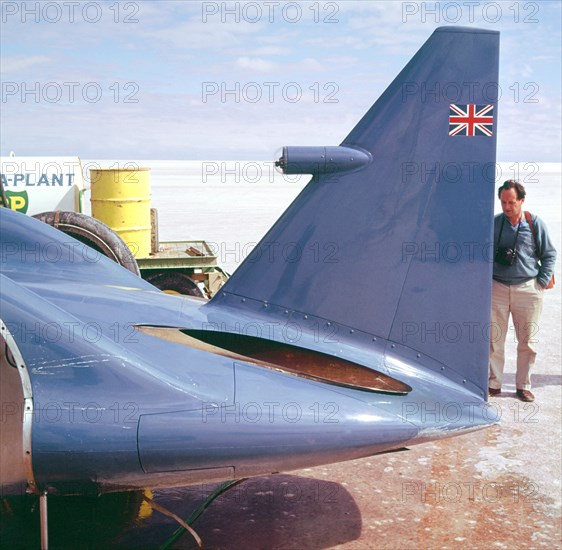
[1,154,561,166]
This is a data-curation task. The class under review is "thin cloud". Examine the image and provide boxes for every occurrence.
[235,56,276,72]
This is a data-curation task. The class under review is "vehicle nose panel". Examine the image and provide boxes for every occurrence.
[137,361,418,475]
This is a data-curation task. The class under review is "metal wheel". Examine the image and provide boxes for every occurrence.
[144,271,206,298]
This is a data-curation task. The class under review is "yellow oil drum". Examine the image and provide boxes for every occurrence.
[90,167,151,258]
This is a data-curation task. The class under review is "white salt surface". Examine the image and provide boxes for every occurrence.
[83,160,560,274]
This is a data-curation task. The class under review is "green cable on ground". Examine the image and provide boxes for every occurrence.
[159,479,245,550]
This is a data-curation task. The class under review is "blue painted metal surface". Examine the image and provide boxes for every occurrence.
[0,26,499,498]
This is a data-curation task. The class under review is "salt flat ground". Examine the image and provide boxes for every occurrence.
[86,161,560,549]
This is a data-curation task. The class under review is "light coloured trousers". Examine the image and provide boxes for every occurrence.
[489,279,544,390]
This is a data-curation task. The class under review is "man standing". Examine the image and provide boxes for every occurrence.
[489,180,557,402]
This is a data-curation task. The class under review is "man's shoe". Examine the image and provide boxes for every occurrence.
[488,387,501,396]
[516,389,535,402]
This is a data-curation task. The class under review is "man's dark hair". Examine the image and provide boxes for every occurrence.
[498,180,526,200]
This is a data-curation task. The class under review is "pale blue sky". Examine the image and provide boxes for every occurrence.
[1,1,560,160]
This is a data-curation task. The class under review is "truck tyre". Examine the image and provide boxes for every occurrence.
[33,211,141,276]
[144,270,205,298]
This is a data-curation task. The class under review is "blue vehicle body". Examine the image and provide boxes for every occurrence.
[0,27,499,499]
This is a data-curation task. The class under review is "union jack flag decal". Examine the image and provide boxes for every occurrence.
[449,104,494,137]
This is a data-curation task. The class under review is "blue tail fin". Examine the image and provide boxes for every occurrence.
[212,27,499,395]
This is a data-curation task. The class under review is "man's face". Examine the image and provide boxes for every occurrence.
[499,188,524,221]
